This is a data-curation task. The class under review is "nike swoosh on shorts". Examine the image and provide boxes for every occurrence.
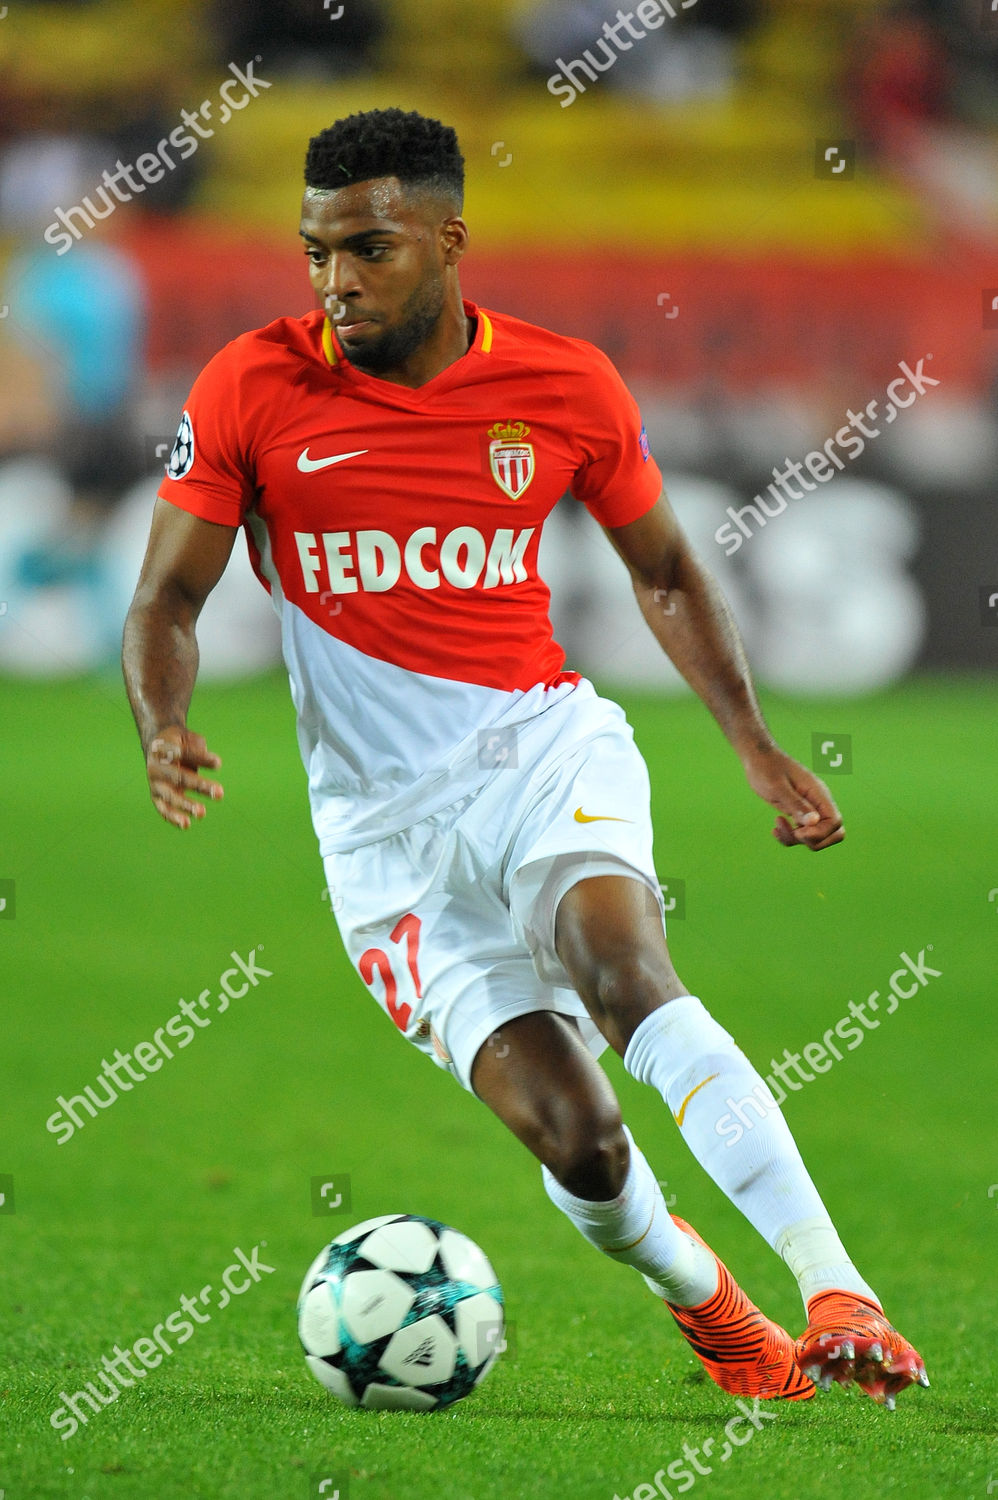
[573,807,633,824]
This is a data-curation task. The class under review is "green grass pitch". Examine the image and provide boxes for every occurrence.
[1,671,994,1499]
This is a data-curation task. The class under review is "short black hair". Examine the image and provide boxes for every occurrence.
[304,108,465,210]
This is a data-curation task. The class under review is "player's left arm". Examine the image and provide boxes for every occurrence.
[604,490,843,851]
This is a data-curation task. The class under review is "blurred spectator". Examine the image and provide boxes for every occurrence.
[7,236,146,502]
[917,0,998,129]
[209,0,387,80]
[847,1,998,240]
[0,128,147,593]
[850,7,951,157]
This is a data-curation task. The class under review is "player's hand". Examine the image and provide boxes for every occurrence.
[741,747,843,851]
[146,725,223,830]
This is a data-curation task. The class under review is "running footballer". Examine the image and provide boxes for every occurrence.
[123,108,927,1408]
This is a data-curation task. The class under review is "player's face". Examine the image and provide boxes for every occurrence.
[299,178,466,376]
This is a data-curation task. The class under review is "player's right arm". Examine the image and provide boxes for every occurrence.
[122,498,237,829]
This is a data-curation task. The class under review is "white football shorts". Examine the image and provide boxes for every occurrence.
[321,680,666,1095]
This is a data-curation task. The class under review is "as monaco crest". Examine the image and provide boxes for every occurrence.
[487,420,535,500]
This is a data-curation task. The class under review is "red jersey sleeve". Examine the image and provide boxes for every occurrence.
[157,341,256,527]
[567,345,662,528]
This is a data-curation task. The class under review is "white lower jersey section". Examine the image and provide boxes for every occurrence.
[267,589,583,854]
[322,686,667,1093]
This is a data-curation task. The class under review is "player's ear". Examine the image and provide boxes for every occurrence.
[440,216,469,264]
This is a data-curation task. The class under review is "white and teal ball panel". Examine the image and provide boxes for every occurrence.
[298,1214,504,1410]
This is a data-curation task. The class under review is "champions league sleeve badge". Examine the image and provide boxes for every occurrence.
[166,410,195,480]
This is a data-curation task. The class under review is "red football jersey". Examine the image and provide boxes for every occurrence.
[159,300,661,850]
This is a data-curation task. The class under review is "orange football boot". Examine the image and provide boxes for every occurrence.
[795,1290,929,1410]
[663,1216,815,1401]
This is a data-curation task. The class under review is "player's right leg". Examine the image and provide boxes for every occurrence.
[470,1011,815,1401]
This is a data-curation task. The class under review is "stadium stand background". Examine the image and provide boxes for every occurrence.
[0,0,994,684]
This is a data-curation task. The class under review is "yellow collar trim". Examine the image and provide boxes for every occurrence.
[321,316,339,367]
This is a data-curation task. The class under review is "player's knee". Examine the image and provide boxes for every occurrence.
[589,952,667,1024]
[544,1105,629,1200]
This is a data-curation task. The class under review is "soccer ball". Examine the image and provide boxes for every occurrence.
[297,1213,505,1410]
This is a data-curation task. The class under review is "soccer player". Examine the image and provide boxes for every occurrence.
[123,108,926,1408]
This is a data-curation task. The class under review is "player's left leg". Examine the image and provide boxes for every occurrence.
[471,1009,814,1400]
[554,872,928,1407]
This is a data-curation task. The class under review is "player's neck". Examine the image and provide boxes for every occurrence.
[363,301,474,389]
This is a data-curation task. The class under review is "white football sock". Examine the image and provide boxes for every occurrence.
[774,1217,881,1309]
[624,997,879,1311]
[541,1124,718,1306]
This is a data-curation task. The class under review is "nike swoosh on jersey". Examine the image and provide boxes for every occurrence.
[573,807,633,824]
[297,447,370,472]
